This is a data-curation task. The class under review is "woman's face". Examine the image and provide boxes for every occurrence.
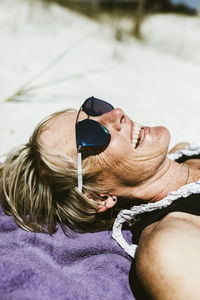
[40,108,170,196]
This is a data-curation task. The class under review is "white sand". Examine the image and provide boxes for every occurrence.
[0,0,200,158]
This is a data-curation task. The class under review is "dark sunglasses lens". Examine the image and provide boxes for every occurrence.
[76,119,111,147]
[82,96,114,117]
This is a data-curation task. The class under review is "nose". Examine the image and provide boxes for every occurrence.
[93,108,125,131]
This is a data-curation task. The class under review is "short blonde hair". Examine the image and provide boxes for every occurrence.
[0,109,114,234]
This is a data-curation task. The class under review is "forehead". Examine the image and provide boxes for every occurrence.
[39,110,78,157]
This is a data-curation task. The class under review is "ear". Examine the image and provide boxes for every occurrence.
[96,195,117,213]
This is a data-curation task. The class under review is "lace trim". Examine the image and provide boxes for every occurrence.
[167,144,200,160]
[112,144,200,259]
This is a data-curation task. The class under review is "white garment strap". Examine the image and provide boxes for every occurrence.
[167,144,200,160]
[112,180,200,258]
[78,151,82,192]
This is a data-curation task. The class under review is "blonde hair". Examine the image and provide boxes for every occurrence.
[0,109,114,235]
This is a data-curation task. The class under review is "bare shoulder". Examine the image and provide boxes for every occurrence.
[136,212,200,300]
[138,211,200,249]
[184,159,200,170]
[168,142,190,154]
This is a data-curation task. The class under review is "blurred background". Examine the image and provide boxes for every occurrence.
[0,0,200,157]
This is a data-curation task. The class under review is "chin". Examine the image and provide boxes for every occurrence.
[155,126,170,152]
[145,126,170,154]
[160,126,170,142]
[148,126,170,142]
[156,125,170,137]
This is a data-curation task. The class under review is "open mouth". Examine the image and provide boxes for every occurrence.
[131,123,145,149]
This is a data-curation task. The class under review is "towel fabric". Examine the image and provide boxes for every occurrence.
[0,206,134,300]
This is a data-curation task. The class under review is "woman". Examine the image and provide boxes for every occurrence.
[1,96,200,299]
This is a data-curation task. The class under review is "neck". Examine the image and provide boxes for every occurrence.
[119,158,200,202]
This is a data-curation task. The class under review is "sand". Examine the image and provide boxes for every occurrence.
[0,0,200,158]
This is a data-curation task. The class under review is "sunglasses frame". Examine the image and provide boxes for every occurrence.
[75,96,114,191]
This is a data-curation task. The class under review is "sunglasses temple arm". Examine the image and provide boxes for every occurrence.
[77,149,83,192]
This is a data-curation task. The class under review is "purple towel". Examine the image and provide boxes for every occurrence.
[0,205,135,299]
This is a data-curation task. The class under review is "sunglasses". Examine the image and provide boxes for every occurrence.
[75,96,114,191]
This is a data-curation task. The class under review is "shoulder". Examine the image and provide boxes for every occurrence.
[184,159,200,170]
[140,210,200,242]
[140,189,200,239]
[135,211,200,299]
[136,210,200,271]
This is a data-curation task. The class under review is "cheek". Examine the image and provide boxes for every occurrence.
[90,137,132,183]
[100,142,142,185]
[102,127,170,185]
[106,136,132,165]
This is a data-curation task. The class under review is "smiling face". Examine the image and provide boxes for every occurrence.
[39,107,170,198]
[90,108,170,192]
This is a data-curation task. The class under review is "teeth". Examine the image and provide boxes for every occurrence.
[131,123,143,149]
[141,130,144,141]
